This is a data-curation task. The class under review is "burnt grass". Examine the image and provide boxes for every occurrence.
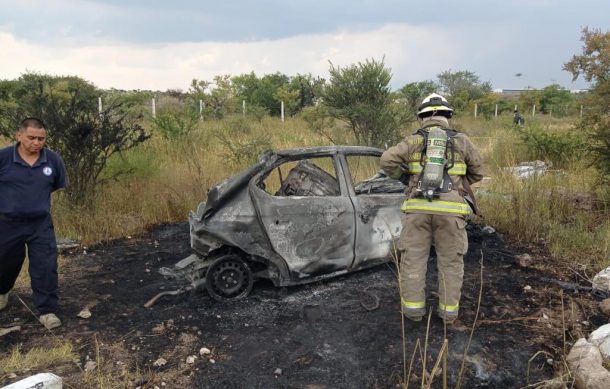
[1,222,606,388]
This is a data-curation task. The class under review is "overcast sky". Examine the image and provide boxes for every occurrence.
[1,0,607,91]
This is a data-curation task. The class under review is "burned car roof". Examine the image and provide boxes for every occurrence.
[202,146,386,219]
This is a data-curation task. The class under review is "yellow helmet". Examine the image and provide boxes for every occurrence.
[417,93,454,118]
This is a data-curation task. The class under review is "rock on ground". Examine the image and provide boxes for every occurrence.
[566,338,610,389]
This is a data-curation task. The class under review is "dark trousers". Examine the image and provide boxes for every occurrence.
[0,214,59,314]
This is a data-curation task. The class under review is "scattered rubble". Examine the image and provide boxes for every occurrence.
[186,356,196,364]
[199,347,211,356]
[57,237,80,252]
[153,358,167,368]
[506,160,549,178]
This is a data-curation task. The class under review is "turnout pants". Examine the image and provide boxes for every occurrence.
[0,214,59,314]
[399,213,468,320]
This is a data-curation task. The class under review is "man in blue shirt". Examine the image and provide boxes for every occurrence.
[0,118,67,330]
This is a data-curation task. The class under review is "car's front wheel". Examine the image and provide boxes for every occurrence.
[205,254,254,301]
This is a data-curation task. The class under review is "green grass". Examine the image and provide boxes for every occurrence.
[34,113,610,268]
[0,342,77,380]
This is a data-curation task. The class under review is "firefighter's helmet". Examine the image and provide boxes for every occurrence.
[417,93,454,119]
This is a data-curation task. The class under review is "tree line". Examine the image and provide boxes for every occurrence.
[0,27,609,203]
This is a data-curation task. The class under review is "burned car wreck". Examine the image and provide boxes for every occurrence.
[149,146,405,305]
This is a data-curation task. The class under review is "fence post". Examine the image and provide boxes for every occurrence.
[580,105,583,117]
[98,97,102,115]
[474,103,478,118]
[494,104,498,118]
[199,99,204,120]
[242,100,246,116]
[281,101,285,123]
[152,98,156,118]
[532,104,535,117]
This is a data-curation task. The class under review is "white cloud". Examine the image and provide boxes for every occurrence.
[0,24,459,91]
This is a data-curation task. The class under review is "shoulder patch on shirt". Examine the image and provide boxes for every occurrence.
[43,166,53,176]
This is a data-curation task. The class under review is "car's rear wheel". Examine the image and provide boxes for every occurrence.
[205,254,254,301]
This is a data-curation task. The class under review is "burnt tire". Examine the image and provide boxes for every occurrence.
[205,254,254,301]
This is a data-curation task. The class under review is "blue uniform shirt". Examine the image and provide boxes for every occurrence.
[0,144,66,218]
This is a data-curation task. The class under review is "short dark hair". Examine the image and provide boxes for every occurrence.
[19,117,46,131]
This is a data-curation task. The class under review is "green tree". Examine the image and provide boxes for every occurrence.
[232,72,290,116]
[538,84,575,116]
[396,80,438,120]
[564,27,610,182]
[0,73,149,203]
[472,93,515,119]
[517,89,541,114]
[189,75,237,119]
[436,70,493,113]
[323,58,407,147]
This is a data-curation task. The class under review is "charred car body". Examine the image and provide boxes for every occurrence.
[156,146,405,303]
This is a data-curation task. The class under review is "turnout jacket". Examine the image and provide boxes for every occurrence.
[380,117,484,216]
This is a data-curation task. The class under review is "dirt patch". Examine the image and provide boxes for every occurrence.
[0,222,606,388]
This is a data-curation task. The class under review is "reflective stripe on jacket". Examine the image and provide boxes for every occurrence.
[380,118,484,217]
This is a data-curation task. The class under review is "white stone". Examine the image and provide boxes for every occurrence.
[523,285,532,291]
[199,347,211,356]
[186,356,196,364]
[2,373,63,389]
[0,326,21,337]
[515,253,533,267]
[84,361,97,372]
[77,309,92,319]
[209,359,216,364]
[567,338,610,389]
[481,226,495,234]
[274,368,282,376]
[592,266,610,291]
[589,324,610,361]
[153,358,167,367]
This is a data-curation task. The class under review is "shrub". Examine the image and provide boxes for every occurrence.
[514,124,586,168]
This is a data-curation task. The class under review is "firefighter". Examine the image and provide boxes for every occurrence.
[380,93,484,324]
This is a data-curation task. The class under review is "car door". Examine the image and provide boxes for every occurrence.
[250,155,356,280]
[341,153,405,270]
